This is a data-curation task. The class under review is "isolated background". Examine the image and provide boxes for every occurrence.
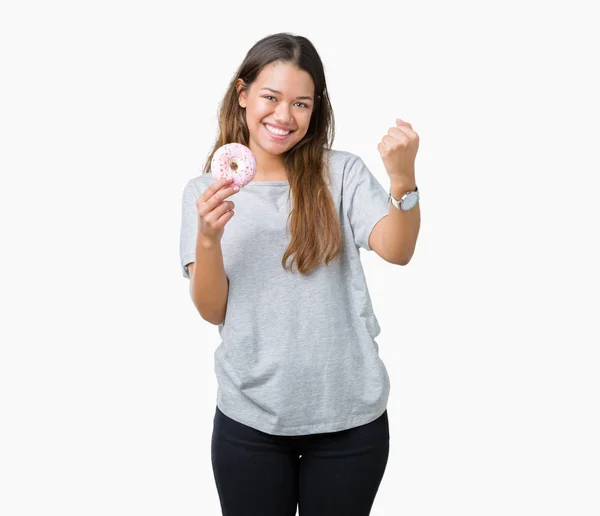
[1,1,599,515]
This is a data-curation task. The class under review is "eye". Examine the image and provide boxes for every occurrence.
[263,96,310,109]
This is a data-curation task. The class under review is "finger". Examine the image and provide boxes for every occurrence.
[388,126,411,139]
[199,177,234,202]
[217,199,235,215]
[216,206,235,224]
[396,118,412,129]
[207,184,240,210]
[207,201,234,227]
[204,190,235,215]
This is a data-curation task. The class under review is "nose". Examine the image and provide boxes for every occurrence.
[273,103,293,125]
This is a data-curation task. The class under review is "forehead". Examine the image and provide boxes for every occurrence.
[255,62,314,94]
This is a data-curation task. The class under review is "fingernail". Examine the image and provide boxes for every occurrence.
[233,185,240,191]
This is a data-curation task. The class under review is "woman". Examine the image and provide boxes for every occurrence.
[179,32,420,516]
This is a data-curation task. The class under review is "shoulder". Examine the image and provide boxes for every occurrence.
[183,172,214,196]
[325,148,371,190]
[325,148,363,171]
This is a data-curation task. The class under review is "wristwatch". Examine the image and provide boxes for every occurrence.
[388,185,419,211]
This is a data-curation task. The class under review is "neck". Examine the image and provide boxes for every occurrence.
[248,137,287,181]
[253,171,288,182]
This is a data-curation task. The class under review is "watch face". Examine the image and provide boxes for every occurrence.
[402,192,419,210]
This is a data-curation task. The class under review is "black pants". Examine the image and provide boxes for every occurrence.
[211,406,390,516]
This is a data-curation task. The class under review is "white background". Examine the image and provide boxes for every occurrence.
[1,1,599,515]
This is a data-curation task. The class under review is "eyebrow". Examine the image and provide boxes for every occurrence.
[260,87,314,101]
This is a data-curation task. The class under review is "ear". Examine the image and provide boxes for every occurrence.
[236,79,247,108]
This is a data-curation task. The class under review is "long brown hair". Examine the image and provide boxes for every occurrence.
[201,32,343,276]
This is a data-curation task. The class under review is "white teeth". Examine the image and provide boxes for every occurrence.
[265,124,290,136]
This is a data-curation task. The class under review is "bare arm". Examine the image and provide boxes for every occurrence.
[184,176,238,325]
[187,237,229,325]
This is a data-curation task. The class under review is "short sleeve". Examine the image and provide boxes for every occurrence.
[342,156,390,251]
[179,180,200,279]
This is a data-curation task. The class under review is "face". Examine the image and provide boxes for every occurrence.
[237,62,315,160]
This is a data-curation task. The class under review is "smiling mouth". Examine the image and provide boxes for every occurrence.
[264,123,294,138]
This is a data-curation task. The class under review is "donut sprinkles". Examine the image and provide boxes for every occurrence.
[211,143,257,188]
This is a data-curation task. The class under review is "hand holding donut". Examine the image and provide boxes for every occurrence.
[196,143,257,245]
[196,177,239,244]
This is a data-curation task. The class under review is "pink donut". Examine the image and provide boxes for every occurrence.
[211,143,256,188]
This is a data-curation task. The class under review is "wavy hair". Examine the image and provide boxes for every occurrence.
[201,32,343,275]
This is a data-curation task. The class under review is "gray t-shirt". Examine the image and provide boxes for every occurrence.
[179,148,391,436]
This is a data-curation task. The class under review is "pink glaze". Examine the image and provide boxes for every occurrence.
[211,143,256,188]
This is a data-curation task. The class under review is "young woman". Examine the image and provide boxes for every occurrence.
[179,32,420,516]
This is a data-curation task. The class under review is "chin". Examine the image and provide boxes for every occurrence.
[261,135,296,151]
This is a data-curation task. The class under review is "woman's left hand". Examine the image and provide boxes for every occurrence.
[377,118,419,186]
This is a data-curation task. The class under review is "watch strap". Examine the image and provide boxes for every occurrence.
[388,185,419,211]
